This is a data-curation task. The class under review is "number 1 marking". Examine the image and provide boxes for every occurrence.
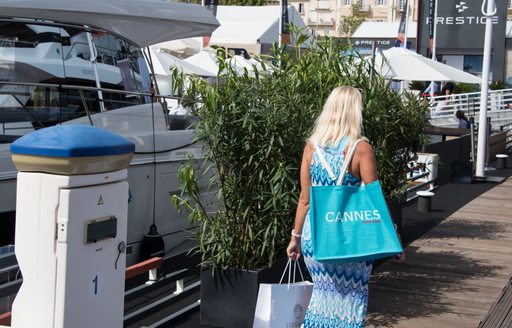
[92,275,98,295]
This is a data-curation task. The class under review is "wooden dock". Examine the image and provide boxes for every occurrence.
[366,177,512,328]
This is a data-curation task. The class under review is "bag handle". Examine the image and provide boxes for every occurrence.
[337,139,363,185]
[315,149,337,181]
[315,139,363,186]
[279,259,306,289]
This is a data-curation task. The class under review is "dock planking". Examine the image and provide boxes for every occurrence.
[366,178,512,328]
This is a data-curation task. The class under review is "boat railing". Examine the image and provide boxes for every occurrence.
[0,81,183,141]
[428,88,512,130]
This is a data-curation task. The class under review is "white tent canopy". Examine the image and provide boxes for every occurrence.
[155,5,311,57]
[226,55,254,70]
[153,37,203,57]
[353,22,417,39]
[148,48,216,77]
[211,6,311,46]
[183,49,220,76]
[375,47,482,84]
[184,50,272,77]
[0,0,219,47]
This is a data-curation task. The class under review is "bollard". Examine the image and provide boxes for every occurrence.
[416,191,434,213]
[496,154,508,169]
[9,125,134,328]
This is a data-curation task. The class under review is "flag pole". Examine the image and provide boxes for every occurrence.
[431,0,438,61]
[403,0,409,48]
[279,0,283,48]
[475,0,497,178]
[400,0,410,93]
[430,0,438,106]
[201,0,205,51]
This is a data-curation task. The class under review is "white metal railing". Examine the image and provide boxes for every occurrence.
[428,88,512,131]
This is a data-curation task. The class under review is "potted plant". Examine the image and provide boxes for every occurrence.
[171,35,429,327]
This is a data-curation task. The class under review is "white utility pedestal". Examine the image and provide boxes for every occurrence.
[9,125,135,328]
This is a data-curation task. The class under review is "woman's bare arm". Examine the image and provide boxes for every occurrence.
[351,141,377,184]
[286,144,314,260]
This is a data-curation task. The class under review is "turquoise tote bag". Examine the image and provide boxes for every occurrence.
[309,140,403,262]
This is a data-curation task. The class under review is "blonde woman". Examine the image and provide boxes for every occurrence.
[287,86,380,327]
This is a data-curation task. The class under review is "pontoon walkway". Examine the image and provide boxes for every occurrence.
[367,175,512,328]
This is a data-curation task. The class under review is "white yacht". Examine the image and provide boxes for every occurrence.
[0,0,219,265]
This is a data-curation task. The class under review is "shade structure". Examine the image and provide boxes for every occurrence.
[183,49,220,76]
[375,47,482,84]
[153,37,203,57]
[225,55,258,75]
[227,56,272,77]
[149,49,216,77]
[0,0,220,47]
[227,55,253,70]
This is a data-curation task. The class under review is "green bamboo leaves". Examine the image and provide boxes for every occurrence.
[172,34,429,270]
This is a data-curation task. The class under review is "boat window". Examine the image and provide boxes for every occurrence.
[0,22,66,84]
[0,21,154,142]
[0,22,38,48]
[87,34,151,109]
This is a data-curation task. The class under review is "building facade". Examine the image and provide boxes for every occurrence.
[289,0,420,37]
[290,0,512,38]
[289,0,512,82]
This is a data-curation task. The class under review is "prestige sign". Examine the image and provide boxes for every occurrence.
[419,0,507,49]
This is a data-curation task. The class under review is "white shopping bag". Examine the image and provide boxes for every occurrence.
[253,260,313,328]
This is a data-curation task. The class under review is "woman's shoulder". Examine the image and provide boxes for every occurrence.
[303,143,316,161]
[355,139,373,153]
[305,143,316,153]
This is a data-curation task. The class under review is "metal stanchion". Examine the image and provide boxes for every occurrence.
[485,117,492,171]
[470,117,476,167]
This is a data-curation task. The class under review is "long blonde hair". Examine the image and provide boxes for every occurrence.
[308,86,363,148]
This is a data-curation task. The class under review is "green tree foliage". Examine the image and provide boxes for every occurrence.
[171,32,429,270]
[339,3,368,36]
[454,82,478,94]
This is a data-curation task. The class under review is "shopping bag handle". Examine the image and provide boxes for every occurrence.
[338,139,363,185]
[315,139,363,186]
[279,259,306,289]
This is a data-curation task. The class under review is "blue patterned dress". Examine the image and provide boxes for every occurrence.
[302,139,373,328]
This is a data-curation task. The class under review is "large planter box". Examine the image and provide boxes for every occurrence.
[200,258,309,328]
[387,198,403,234]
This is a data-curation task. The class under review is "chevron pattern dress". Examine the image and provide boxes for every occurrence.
[302,140,373,328]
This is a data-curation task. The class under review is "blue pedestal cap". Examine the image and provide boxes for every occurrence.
[10,125,135,175]
[11,125,135,157]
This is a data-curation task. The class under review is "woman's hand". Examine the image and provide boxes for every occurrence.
[287,237,302,261]
[393,229,406,263]
[393,250,406,262]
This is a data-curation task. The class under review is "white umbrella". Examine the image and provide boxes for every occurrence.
[149,48,216,77]
[375,47,481,84]
[183,49,219,76]
[226,55,259,75]
[249,58,271,71]
[227,56,274,77]
[227,55,253,69]
[152,37,202,57]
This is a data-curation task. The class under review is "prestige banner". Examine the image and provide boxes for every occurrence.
[419,0,507,50]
